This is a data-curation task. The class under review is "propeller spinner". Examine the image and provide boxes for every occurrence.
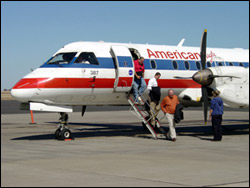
[192,69,214,86]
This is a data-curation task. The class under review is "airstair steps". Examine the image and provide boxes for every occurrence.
[128,96,166,139]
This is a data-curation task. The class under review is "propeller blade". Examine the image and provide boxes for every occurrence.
[200,29,208,125]
[201,86,209,125]
[200,29,207,70]
[81,105,87,117]
[210,75,240,79]
[174,76,192,79]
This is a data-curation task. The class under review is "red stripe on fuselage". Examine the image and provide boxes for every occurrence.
[12,78,115,89]
[12,78,201,89]
[117,77,133,87]
[157,79,201,89]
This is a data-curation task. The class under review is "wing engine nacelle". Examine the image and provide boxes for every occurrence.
[210,67,249,108]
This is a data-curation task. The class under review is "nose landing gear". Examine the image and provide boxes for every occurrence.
[55,112,73,140]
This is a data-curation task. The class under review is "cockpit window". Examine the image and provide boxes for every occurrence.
[75,52,99,65]
[47,52,77,64]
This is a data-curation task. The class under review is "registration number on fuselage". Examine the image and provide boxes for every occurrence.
[90,70,99,76]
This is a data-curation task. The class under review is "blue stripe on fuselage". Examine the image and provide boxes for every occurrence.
[40,57,116,69]
[40,57,249,69]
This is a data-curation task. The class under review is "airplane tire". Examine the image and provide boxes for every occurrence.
[61,128,72,139]
[55,128,62,140]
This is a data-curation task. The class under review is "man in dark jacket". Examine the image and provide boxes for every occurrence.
[174,104,184,123]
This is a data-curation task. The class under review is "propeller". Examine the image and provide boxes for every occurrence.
[200,29,209,125]
[174,30,240,125]
[174,29,209,124]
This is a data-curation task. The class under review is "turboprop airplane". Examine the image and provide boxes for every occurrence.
[11,30,249,139]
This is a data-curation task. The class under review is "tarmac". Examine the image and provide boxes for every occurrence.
[1,103,249,187]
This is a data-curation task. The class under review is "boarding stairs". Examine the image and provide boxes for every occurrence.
[127,95,166,139]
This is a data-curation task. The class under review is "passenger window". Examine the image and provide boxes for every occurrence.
[47,52,77,64]
[172,61,178,70]
[229,62,234,66]
[196,61,201,70]
[206,61,211,67]
[218,62,223,66]
[184,61,190,70]
[150,60,157,69]
[75,52,99,65]
[239,63,244,67]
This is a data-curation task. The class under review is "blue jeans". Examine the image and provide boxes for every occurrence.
[132,78,146,102]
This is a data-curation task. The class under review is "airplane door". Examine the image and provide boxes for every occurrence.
[111,46,134,92]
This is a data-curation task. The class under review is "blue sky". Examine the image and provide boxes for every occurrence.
[1,1,249,90]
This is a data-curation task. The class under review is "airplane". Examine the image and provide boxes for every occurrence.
[11,30,249,140]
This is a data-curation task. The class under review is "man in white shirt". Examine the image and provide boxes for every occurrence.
[147,72,161,127]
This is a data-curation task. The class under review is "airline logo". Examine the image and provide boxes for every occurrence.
[147,49,200,60]
[147,49,217,61]
[207,51,217,62]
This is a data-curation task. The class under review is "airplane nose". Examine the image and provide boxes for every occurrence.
[192,69,214,86]
[10,89,34,102]
[11,78,38,102]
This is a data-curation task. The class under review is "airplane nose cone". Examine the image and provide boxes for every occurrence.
[11,78,38,102]
[10,89,34,102]
[192,69,214,86]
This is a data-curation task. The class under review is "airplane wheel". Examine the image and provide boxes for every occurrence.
[55,128,62,140]
[61,128,72,139]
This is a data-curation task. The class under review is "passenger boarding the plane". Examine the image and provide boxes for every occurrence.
[132,57,146,104]
[147,72,161,126]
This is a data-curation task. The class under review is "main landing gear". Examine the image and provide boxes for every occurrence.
[55,112,73,140]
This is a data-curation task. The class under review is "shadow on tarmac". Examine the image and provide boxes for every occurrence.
[11,120,249,141]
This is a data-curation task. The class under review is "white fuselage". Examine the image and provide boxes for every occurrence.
[11,41,249,109]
